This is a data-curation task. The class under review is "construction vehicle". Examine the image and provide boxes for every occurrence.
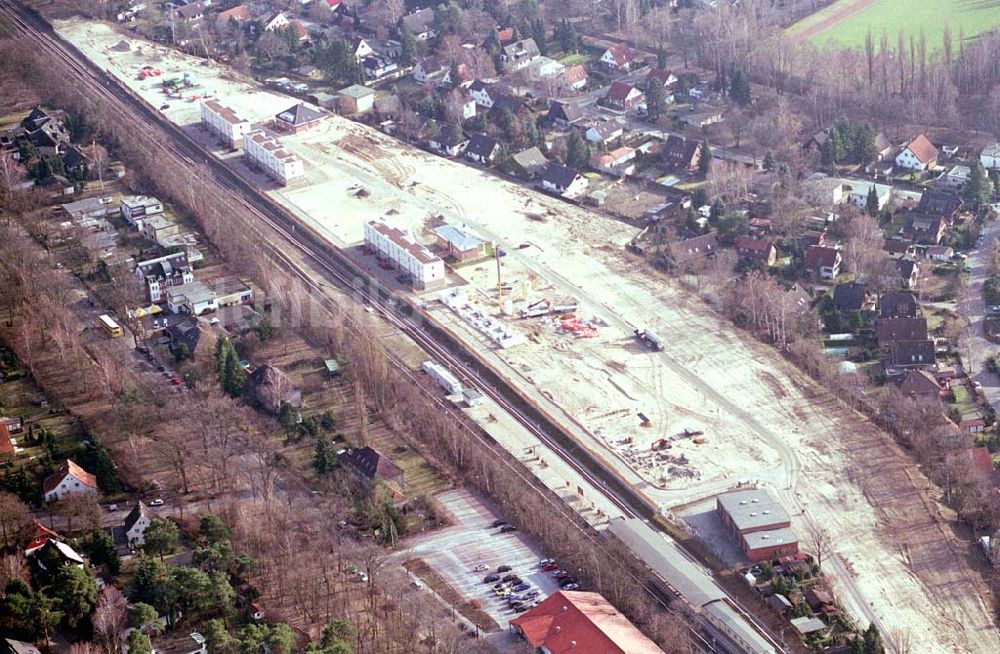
[521,299,550,318]
[634,327,663,351]
[138,65,161,79]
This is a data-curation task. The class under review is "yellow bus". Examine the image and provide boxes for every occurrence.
[98,314,123,338]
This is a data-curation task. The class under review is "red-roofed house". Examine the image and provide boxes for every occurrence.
[43,459,98,502]
[604,81,644,111]
[645,67,677,90]
[804,245,841,280]
[561,64,589,91]
[24,520,61,556]
[736,237,778,266]
[600,44,637,71]
[0,422,13,456]
[216,4,251,25]
[510,591,665,654]
[896,134,938,171]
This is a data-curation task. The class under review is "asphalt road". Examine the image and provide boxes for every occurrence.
[956,218,1000,410]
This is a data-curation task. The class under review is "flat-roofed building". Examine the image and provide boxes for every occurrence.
[200,100,253,148]
[166,281,218,315]
[716,488,798,563]
[213,276,254,307]
[244,129,304,185]
[364,221,445,290]
[121,195,164,228]
[433,224,487,261]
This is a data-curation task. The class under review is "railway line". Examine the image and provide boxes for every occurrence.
[0,4,787,651]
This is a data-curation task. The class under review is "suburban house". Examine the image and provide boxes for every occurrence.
[216,4,251,26]
[5,639,41,654]
[832,282,876,313]
[880,291,918,318]
[590,146,636,177]
[804,245,842,280]
[646,67,678,90]
[510,591,666,654]
[897,258,919,289]
[604,81,644,111]
[337,84,375,115]
[468,80,499,108]
[580,121,624,145]
[273,103,325,133]
[166,281,219,315]
[28,539,85,570]
[925,244,954,262]
[510,146,548,179]
[886,339,936,371]
[561,64,588,91]
[488,95,527,121]
[121,195,164,229]
[433,224,488,261]
[428,123,469,157]
[846,181,891,210]
[247,364,302,414]
[901,212,946,244]
[121,502,153,547]
[661,135,702,172]
[135,252,194,302]
[244,129,304,185]
[262,11,290,32]
[547,100,584,128]
[982,141,1000,169]
[936,165,971,190]
[540,164,588,198]
[736,237,778,266]
[142,215,181,245]
[916,189,962,221]
[24,520,61,556]
[897,369,943,400]
[874,132,893,160]
[464,134,502,165]
[668,233,718,266]
[895,134,938,171]
[500,38,541,71]
[337,446,405,488]
[401,8,436,40]
[599,44,637,71]
[167,317,216,360]
[876,316,928,347]
[350,37,375,61]
[362,55,398,81]
[43,459,98,502]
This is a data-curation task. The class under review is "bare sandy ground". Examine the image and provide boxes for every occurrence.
[56,20,1000,652]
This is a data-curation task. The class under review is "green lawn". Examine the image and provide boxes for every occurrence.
[787,0,1000,52]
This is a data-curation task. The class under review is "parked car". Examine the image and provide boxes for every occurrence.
[491,519,507,528]
[558,577,577,588]
[483,573,500,583]
[497,565,512,573]
[542,562,559,571]
[561,583,579,591]
[501,574,519,583]
[513,583,531,592]
[513,603,532,612]
[473,564,489,572]
[148,498,164,506]
[107,504,118,512]
[539,558,556,567]
[500,525,517,533]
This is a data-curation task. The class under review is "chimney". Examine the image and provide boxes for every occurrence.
[554,626,561,634]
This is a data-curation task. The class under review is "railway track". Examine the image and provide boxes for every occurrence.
[0,5,786,651]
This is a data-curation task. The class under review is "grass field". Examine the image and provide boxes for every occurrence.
[787,0,1000,51]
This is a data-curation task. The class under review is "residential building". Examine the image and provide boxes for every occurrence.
[216,4,251,26]
[661,135,702,172]
[925,244,954,262]
[832,282,876,313]
[898,258,919,289]
[668,233,718,266]
[847,180,891,210]
[434,224,487,261]
[362,55,398,81]
[427,123,468,157]
[982,141,1000,169]
[273,103,325,133]
[717,489,798,563]
[510,146,548,179]
[401,8,436,40]
[142,215,181,245]
[683,110,724,128]
[936,165,971,190]
[337,446,405,488]
[122,502,153,547]
[166,281,219,315]
[212,276,254,307]
[876,316,928,346]
[363,221,446,290]
[135,252,194,302]
[61,196,116,222]
[804,245,841,280]
[262,11,290,32]
[540,164,588,198]
[895,134,938,171]
[916,189,962,220]
[735,237,777,266]
[546,100,583,128]
[646,67,678,90]
[464,134,502,165]
[880,291,918,318]
[337,85,376,115]
[580,121,624,145]
[901,212,946,244]
[488,95,527,121]
[43,459,98,502]
[246,364,301,414]
[897,369,942,400]
[604,81,644,111]
[590,146,636,177]
[200,100,252,148]
[468,80,498,108]
[28,539,84,569]
[599,44,636,71]
[121,195,164,229]
[510,591,666,654]
[886,339,936,371]
[561,64,588,91]
[4,640,41,654]
[500,38,541,72]
[167,316,215,360]
[874,132,893,160]
[244,129,305,185]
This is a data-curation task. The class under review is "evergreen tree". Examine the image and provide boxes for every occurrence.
[313,437,337,474]
[866,185,880,216]
[531,18,547,55]
[762,151,775,171]
[127,631,154,654]
[657,46,666,70]
[144,518,180,561]
[698,139,711,175]
[729,67,750,105]
[820,134,839,166]
[88,528,120,574]
[555,20,577,54]
[963,161,990,209]
[852,123,878,166]
[398,25,417,66]
[862,623,882,654]
[52,565,99,629]
[565,130,590,169]
[646,82,666,121]
[447,61,461,90]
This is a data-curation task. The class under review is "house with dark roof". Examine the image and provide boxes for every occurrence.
[897,369,942,400]
[43,460,98,502]
[510,146,549,179]
[916,189,962,220]
[401,8,436,40]
[736,237,777,266]
[901,212,945,244]
[926,245,954,262]
[119,502,153,547]
[362,55,399,81]
[832,282,875,313]
[896,134,938,171]
[468,80,499,108]
[500,38,540,72]
[604,81,644,111]
[61,145,89,178]
[427,123,468,157]
[886,339,936,371]
[547,100,583,128]
[274,103,325,133]
[580,121,624,145]
[645,67,677,91]
[661,135,701,172]
[5,639,42,654]
[337,446,404,488]
[465,134,502,165]
[880,292,917,318]
[167,316,217,360]
[247,364,301,414]
[135,252,194,302]
[488,95,527,121]
[540,164,587,198]
[668,233,718,266]
[876,316,928,346]
[897,258,919,289]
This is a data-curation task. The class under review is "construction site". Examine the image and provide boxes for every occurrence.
[57,18,1000,654]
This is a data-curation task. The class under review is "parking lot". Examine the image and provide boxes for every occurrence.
[403,489,566,636]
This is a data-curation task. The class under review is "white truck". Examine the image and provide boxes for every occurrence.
[634,327,663,351]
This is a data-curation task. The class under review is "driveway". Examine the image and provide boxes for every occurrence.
[955,218,1000,410]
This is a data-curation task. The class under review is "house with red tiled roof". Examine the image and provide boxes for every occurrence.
[804,245,841,280]
[896,134,938,171]
[736,237,777,266]
[216,4,251,25]
[510,590,665,654]
[561,64,588,91]
[0,422,13,456]
[43,459,98,502]
[599,44,637,71]
[604,81,643,111]
[24,520,61,556]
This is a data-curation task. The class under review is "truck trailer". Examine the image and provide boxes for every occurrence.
[634,327,663,351]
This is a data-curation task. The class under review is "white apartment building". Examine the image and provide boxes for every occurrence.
[244,129,304,185]
[121,195,164,229]
[364,221,446,290]
[200,100,253,148]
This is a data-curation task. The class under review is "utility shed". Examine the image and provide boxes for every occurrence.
[790,616,828,635]
[324,359,341,377]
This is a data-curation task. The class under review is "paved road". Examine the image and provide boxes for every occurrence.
[955,218,1000,410]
